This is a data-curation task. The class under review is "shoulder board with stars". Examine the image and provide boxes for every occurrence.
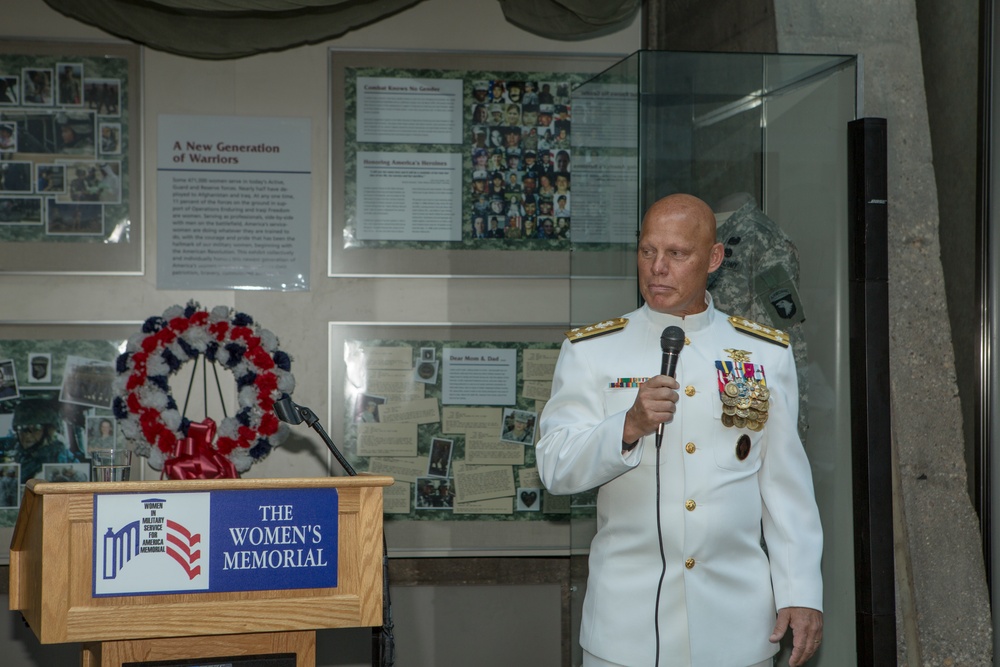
[728,315,790,348]
[565,318,628,343]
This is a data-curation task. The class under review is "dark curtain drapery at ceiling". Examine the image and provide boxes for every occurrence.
[41,0,428,60]
[41,0,641,59]
[499,0,640,40]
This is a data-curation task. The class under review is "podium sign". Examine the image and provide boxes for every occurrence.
[93,488,339,597]
[10,475,391,667]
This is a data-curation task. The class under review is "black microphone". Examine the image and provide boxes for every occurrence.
[273,394,357,476]
[655,326,685,448]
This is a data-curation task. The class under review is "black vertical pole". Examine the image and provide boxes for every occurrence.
[847,117,896,665]
[976,0,995,599]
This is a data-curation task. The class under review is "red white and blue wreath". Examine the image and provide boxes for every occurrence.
[112,302,295,477]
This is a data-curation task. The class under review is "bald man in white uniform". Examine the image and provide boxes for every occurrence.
[536,194,824,667]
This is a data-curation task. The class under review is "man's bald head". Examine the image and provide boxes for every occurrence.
[640,194,717,247]
[637,193,724,317]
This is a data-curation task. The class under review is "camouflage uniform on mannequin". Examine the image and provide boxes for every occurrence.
[708,193,809,442]
[12,396,76,483]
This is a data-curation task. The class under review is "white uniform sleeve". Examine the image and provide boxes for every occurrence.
[536,338,640,495]
[758,343,824,612]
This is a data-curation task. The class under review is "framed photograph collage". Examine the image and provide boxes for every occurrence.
[0,41,141,274]
[328,323,597,555]
[0,322,138,563]
[328,49,621,277]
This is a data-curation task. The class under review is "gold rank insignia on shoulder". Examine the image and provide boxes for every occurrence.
[727,316,790,348]
[565,317,628,343]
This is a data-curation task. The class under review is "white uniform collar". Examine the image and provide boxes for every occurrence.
[641,291,716,334]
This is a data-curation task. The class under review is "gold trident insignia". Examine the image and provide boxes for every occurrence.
[724,348,752,363]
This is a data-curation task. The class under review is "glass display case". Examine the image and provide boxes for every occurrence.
[568,50,859,667]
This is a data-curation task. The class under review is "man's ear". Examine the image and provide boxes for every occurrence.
[708,242,725,273]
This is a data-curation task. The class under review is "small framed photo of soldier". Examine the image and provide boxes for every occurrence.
[354,393,385,424]
[0,463,20,509]
[58,160,121,204]
[36,164,66,194]
[420,347,436,362]
[54,111,97,156]
[56,62,84,107]
[499,408,536,445]
[21,67,54,106]
[0,358,20,401]
[0,75,20,105]
[0,161,33,193]
[99,122,121,155]
[47,201,104,236]
[415,477,454,510]
[83,77,121,116]
[59,355,115,409]
[0,122,17,153]
[42,461,89,483]
[86,415,117,451]
[472,80,489,103]
[426,437,453,478]
[0,196,43,225]
[8,391,79,483]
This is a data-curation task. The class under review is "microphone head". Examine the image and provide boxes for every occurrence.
[273,395,304,425]
[660,326,686,354]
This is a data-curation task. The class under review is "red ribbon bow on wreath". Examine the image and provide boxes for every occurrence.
[162,418,237,480]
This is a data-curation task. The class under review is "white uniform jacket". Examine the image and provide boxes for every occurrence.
[536,297,823,667]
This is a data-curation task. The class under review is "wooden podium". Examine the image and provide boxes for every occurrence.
[8,475,393,667]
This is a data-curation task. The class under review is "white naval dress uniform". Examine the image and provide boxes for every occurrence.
[536,295,823,667]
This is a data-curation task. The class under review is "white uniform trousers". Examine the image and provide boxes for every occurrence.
[582,649,772,667]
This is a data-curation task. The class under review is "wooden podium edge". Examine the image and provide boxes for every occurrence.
[8,482,38,611]
[82,629,317,667]
[23,474,394,495]
[9,476,392,645]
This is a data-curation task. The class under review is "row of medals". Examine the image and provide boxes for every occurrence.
[720,377,770,432]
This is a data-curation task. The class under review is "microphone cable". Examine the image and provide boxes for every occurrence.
[654,441,666,667]
[273,395,395,666]
[652,326,682,666]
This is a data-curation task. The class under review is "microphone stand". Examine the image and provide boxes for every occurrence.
[273,396,395,667]
[274,396,357,476]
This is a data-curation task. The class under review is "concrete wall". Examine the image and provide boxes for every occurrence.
[774,1,992,664]
[915,0,981,511]
[646,0,777,51]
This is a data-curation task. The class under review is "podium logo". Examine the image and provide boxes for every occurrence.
[93,492,211,596]
[165,519,202,579]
